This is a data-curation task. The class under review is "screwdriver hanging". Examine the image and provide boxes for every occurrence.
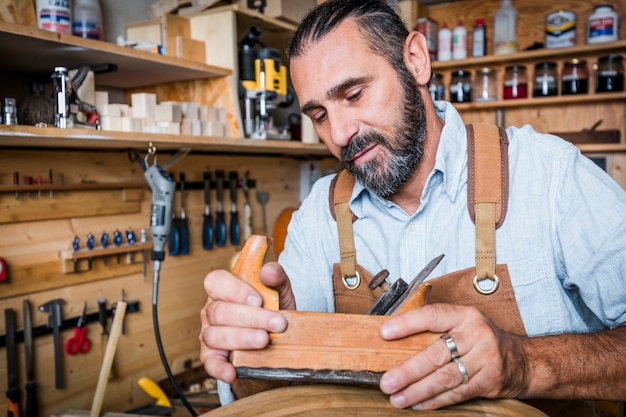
[86,232,94,270]
[215,170,227,247]
[72,235,80,272]
[100,231,109,266]
[178,173,190,255]
[113,229,122,263]
[229,171,240,246]
[202,171,214,250]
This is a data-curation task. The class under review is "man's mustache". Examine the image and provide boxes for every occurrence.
[341,134,385,162]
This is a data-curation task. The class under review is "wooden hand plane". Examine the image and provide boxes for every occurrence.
[230,235,441,385]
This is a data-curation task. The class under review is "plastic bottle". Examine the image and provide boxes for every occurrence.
[36,0,72,34]
[72,0,103,41]
[437,23,452,62]
[493,0,518,55]
[472,18,487,57]
[587,5,619,44]
[452,21,467,60]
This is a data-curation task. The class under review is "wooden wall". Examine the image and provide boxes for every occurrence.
[0,148,322,416]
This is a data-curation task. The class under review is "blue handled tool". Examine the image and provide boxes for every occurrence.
[113,229,122,263]
[100,231,109,266]
[228,171,240,245]
[215,170,227,247]
[202,171,214,250]
[86,232,94,270]
[72,235,80,272]
[178,173,190,255]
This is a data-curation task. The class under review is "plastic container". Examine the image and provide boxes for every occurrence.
[561,59,588,95]
[449,70,472,103]
[533,62,559,97]
[452,21,467,60]
[587,5,619,44]
[472,18,487,57]
[493,0,518,54]
[437,24,452,62]
[36,0,72,34]
[503,65,527,99]
[428,73,445,101]
[416,17,438,61]
[473,68,497,102]
[596,54,625,93]
[545,10,576,49]
[72,0,103,40]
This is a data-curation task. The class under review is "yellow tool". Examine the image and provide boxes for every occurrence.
[138,377,172,407]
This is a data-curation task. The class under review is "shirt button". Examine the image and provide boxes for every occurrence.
[408,222,416,231]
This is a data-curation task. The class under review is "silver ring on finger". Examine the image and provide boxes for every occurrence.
[453,357,469,384]
[440,333,460,360]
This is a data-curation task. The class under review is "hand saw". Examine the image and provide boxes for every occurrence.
[230,235,442,385]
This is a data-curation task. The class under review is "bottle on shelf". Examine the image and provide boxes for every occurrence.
[72,0,103,41]
[437,23,452,62]
[472,18,487,58]
[587,5,619,44]
[36,0,72,34]
[452,21,467,60]
[493,0,518,55]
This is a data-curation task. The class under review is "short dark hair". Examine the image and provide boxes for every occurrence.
[286,0,409,71]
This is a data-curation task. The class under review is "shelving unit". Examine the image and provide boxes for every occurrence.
[0,14,328,157]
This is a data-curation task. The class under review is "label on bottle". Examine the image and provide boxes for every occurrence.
[472,26,485,57]
[73,21,102,40]
[37,0,71,34]
[589,17,616,39]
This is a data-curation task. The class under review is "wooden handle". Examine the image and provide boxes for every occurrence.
[90,300,127,417]
[232,235,278,311]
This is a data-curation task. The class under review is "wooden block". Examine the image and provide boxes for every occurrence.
[95,91,109,115]
[156,102,182,122]
[131,93,157,118]
[100,115,123,132]
[177,36,206,64]
[181,118,202,136]
[157,121,181,135]
[164,13,191,57]
[180,102,199,120]
[126,18,162,45]
[200,105,218,122]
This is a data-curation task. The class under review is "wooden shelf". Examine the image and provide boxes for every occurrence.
[0,125,330,156]
[453,91,626,111]
[0,20,231,89]
[432,40,626,71]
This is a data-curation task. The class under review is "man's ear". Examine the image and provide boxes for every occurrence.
[404,31,432,86]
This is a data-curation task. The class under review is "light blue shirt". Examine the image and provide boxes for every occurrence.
[218,101,626,403]
[280,101,626,336]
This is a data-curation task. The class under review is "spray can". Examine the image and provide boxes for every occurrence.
[36,0,72,34]
[73,0,103,40]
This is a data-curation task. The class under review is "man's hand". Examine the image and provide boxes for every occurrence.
[379,303,529,410]
[199,262,296,384]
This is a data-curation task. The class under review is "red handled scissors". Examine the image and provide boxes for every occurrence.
[65,302,91,354]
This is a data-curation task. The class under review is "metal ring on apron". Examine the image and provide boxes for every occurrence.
[473,273,499,295]
[342,270,361,290]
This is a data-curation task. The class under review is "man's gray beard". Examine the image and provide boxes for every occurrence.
[342,73,427,199]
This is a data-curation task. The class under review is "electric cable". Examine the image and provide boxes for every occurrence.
[152,259,198,417]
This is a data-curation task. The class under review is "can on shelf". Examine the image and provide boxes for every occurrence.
[449,70,472,103]
[428,73,445,101]
[596,54,624,93]
[533,62,559,97]
[545,10,576,49]
[503,65,528,99]
[473,67,497,102]
[587,5,619,44]
[561,59,589,95]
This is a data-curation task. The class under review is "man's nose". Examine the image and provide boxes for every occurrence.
[328,109,358,148]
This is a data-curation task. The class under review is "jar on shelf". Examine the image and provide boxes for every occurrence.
[503,65,527,99]
[449,70,472,103]
[561,59,589,95]
[473,67,497,102]
[428,72,445,101]
[596,54,625,93]
[533,62,558,97]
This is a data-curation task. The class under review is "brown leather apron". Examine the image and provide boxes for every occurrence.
[330,124,595,417]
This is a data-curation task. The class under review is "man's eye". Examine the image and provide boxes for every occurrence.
[312,111,327,123]
[347,90,362,101]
